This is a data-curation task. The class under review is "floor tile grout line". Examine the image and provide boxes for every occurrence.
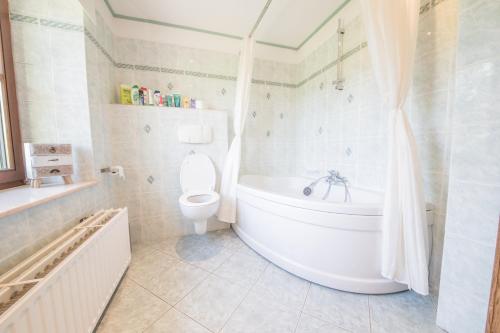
[172,271,246,333]
[171,271,215,308]
[293,282,312,333]
[130,258,221,332]
[300,311,355,332]
[127,232,289,332]
[293,311,304,333]
[217,258,270,332]
[140,307,174,333]
[173,300,218,333]
[126,276,175,307]
[119,278,172,333]
[167,246,241,333]
[216,285,253,332]
[368,295,373,333]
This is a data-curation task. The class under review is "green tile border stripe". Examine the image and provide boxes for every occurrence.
[103,0,241,41]
[103,0,349,51]
[296,0,351,50]
[296,42,368,88]
[10,13,83,32]
[40,18,83,32]
[84,28,115,65]
[9,10,360,90]
[10,0,445,90]
[9,13,38,24]
[103,0,446,52]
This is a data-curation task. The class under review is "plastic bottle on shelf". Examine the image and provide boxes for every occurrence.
[139,88,145,105]
[153,90,161,106]
[141,87,149,105]
[120,84,132,104]
[131,85,140,105]
[148,89,154,105]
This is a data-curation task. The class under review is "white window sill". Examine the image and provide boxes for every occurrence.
[0,181,97,219]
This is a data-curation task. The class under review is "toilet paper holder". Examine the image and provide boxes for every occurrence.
[100,166,125,179]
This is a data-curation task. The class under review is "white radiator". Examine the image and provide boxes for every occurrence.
[0,208,131,333]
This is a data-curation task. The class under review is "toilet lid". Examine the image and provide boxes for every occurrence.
[180,153,216,193]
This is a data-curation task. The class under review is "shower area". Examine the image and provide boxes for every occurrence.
[240,0,457,295]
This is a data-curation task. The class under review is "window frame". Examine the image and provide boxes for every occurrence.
[0,0,25,190]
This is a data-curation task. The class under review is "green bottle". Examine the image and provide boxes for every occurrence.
[131,85,140,105]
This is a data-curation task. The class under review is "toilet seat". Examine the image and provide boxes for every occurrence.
[178,153,220,235]
[180,153,216,193]
[179,191,220,207]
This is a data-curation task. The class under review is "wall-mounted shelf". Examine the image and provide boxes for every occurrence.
[109,104,228,116]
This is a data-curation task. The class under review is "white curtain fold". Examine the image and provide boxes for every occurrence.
[217,37,255,223]
[360,0,429,294]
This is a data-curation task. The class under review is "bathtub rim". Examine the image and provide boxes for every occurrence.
[238,174,434,218]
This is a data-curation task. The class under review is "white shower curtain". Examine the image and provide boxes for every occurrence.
[360,0,429,294]
[217,37,255,223]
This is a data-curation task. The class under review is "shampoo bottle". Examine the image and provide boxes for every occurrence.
[131,85,140,105]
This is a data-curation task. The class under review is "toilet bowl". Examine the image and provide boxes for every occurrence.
[178,153,220,234]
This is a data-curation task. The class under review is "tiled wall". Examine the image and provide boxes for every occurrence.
[112,36,238,118]
[289,0,458,293]
[111,36,298,178]
[106,105,229,242]
[83,11,115,207]
[107,34,297,241]
[242,59,297,176]
[5,1,495,313]
[437,0,500,331]
[0,0,111,274]
[10,2,95,181]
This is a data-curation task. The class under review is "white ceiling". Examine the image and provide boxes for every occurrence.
[106,0,347,49]
[253,0,346,48]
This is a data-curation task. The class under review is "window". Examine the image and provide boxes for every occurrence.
[0,0,24,189]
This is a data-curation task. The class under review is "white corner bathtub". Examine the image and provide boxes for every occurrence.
[234,175,433,294]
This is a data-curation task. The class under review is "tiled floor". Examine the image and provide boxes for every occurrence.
[96,228,444,333]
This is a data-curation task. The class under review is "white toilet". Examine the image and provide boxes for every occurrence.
[178,153,220,235]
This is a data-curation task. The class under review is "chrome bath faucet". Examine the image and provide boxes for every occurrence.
[303,170,352,203]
